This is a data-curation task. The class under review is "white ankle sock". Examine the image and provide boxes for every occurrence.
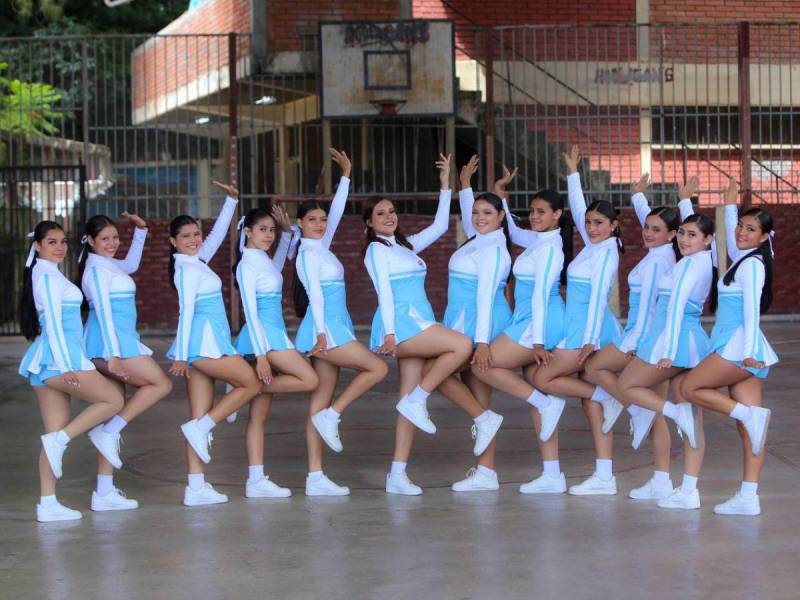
[680,474,698,494]
[188,473,205,491]
[662,402,679,421]
[96,474,114,496]
[542,460,561,478]
[102,415,128,435]
[55,430,70,446]
[390,461,407,476]
[474,410,491,425]
[595,459,613,481]
[740,481,759,498]
[477,465,496,478]
[40,494,58,507]
[324,407,340,421]
[730,403,753,422]
[627,405,641,417]
[406,385,430,405]
[653,470,670,486]
[307,470,324,482]
[197,414,216,433]
[248,465,264,483]
[526,389,550,409]
[590,386,612,403]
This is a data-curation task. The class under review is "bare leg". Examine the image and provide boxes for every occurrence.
[247,393,273,467]
[672,374,705,477]
[731,377,766,483]
[191,355,262,422]
[533,349,597,400]
[307,357,338,472]
[392,358,424,463]
[582,398,612,460]
[94,356,173,422]
[470,334,540,400]
[583,344,633,405]
[259,349,319,394]
[465,371,496,469]
[680,353,751,415]
[616,358,682,412]
[524,364,558,463]
[313,341,388,414]
[421,362,485,419]
[185,369,213,474]
[96,377,126,478]
[44,371,125,438]
[395,325,472,393]
[36,388,71,496]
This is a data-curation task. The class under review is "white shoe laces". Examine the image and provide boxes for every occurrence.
[464,467,478,480]
[207,431,214,450]
[471,424,478,440]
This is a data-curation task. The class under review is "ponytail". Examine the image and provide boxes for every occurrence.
[19,221,64,340]
[558,212,574,285]
[168,215,198,291]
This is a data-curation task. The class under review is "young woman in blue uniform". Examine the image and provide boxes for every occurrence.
[168,181,263,507]
[363,154,503,495]
[294,148,389,496]
[79,212,173,511]
[19,221,125,522]
[681,179,776,516]
[234,203,318,498]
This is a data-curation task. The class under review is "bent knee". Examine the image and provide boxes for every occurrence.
[452,335,473,360]
[300,369,320,392]
[108,391,125,412]
[372,358,390,381]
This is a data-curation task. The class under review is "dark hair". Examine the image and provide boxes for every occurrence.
[232,207,280,286]
[76,215,116,311]
[586,200,624,253]
[648,206,681,261]
[459,192,512,254]
[168,215,199,291]
[360,196,414,256]
[293,200,327,319]
[682,213,718,313]
[19,221,65,340]
[531,189,574,285]
[722,208,773,313]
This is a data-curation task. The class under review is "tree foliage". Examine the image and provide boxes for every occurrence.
[0,62,62,136]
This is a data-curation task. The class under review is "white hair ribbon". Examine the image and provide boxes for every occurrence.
[768,230,776,258]
[711,239,719,269]
[78,234,89,262]
[25,231,36,267]
[237,216,246,253]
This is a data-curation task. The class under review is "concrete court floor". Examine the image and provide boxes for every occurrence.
[1,324,799,600]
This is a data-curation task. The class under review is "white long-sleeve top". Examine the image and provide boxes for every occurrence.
[566,172,620,346]
[660,250,713,361]
[511,228,564,346]
[32,259,86,373]
[500,196,540,249]
[295,177,350,336]
[365,189,452,337]
[81,227,148,358]
[172,196,238,361]
[236,234,292,356]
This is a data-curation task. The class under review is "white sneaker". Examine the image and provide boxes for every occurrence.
[36,500,82,522]
[657,488,701,510]
[311,409,343,453]
[91,488,139,511]
[88,425,123,469]
[305,474,350,496]
[628,477,673,500]
[386,472,423,496]
[40,432,66,479]
[673,403,698,449]
[396,396,436,434]
[537,395,566,442]
[451,467,499,492]
[519,472,567,495]
[568,474,617,496]
[246,476,292,498]
[742,406,771,456]
[472,411,503,456]
[601,398,625,434]
[183,482,229,506]
[180,420,211,464]
[630,408,657,450]
[225,411,238,424]
[714,492,761,516]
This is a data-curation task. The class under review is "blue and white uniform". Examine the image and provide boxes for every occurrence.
[498,195,566,349]
[19,259,96,386]
[166,196,238,365]
[235,232,294,356]
[82,227,152,360]
[612,193,678,353]
[558,173,622,350]
[365,189,451,350]
[709,205,778,378]
[440,187,511,345]
[295,177,356,353]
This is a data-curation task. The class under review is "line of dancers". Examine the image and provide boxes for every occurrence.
[19,146,777,522]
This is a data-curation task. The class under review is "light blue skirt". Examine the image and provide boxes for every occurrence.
[503,276,565,350]
[19,302,96,387]
[559,278,621,350]
[84,292,153,360]
[442,273,512,345]
[640,298,709,368]
[369,271,437,350]
[236,292,294,356]
[166,292,237,365]
[295,280,356,353]
[709,292,777,378]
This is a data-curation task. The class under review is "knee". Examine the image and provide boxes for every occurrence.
[158,376,174,397]
[453,335,473,361]
[240,372,262,396]
[301,370,320,393]
[108,391,125,413]
[372,358,390,381]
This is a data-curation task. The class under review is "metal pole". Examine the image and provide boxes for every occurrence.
[228,32,241,330]
[81,41,90,187]
[484,27,495,187]
[738,21,752,208]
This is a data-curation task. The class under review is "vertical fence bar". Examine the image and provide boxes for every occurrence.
[738,21,752,208]
[228,32,240,330]
[484,27,495,187]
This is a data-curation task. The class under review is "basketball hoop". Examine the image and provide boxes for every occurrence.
[369,98,408,116]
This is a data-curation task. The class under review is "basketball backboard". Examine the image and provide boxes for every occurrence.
[319,20,455,118]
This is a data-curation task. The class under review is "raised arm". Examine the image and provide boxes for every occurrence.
[564,146,589,246]
[407,154,452,253]
[365,242,397,343]
[199,182,239,263]
[502,196,538,248]
[625,258,662,352]
[296,249,326,339]
[677,176,698,221]
[321,148,352,249]
[237,263,270,357]
[583,245,618,347]
[723,178,744,263]
[631,173,652,228]
[458,155,479,238]
[269,203,293,271]
[35,272,73,373]
[474,244,511,345]
[173,265,200,362]
[88,265,122,358]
